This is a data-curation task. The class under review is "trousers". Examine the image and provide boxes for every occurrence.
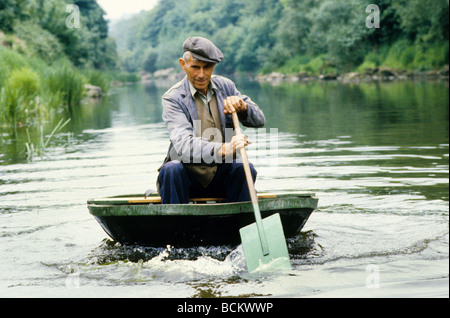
[157,160,257,204]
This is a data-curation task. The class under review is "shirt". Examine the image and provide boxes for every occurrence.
[188,80,217,114]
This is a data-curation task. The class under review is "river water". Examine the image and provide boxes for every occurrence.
[0,77,448,298]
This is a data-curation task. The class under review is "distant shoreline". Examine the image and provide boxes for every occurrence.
[254,66,449,85]
[140,65,449,87]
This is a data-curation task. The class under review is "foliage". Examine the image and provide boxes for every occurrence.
[0,67,40,126]
[392,0,449,43]
[45,62,86,114]
[0,0,27,32]
[362,39,450,71]
[0,47,105,128]
[0,0,119,128]
[106,71,141,83]
[0,45,30,79]
[0,0,118,70]
[82,69,110,93]
[13,21,64,63]
[111,0,449,75]
[0,0,118,161]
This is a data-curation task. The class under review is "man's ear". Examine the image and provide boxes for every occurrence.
[179,58,186,72]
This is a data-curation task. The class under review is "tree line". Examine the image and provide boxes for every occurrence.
[111,0,449,75]
[0,0,117,69]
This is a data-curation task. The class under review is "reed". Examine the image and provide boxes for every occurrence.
[25,118,71,161]
[0,48,93,127]
[45,62,86,115]
[0,67,41,127]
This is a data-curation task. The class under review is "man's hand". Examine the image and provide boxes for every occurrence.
[223,96,247,114]
[218,96,250,158]
[217,134,251,157]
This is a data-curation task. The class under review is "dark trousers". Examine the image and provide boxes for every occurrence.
[157,160,257,204]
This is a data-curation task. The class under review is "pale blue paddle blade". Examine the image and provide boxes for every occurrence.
[240,213,291,273]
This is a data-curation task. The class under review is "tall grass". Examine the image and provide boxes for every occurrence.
[82,69,110,93]
[0,67,40,127]
[0,48,95,126]
[273,38,449,76]
[0,47,113,162]
[275,54,338,75]
[0,42,116,161]
[358,39,449,72]
[45,62,86,114]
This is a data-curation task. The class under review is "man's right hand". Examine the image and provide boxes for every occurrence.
[218,134,251,158]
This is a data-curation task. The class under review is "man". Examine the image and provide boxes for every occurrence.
[157,37,265,204]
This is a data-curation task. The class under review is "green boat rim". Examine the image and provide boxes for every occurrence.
[87,192,317,205]
[87,192,319,217]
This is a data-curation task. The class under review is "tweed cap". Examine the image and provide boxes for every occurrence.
[182,37,224,63]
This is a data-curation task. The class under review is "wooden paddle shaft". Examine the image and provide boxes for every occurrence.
[231,112,258,203]
[232,111,269,255]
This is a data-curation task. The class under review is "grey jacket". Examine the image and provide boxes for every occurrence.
[160,75,265,168]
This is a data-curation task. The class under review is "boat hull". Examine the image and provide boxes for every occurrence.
[87,193,318,247]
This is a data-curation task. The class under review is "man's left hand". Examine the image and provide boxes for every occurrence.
[223,96,247,114]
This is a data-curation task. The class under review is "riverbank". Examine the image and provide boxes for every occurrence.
[139,65,449,88]
[255,65,449,85]
[0,46,142,129]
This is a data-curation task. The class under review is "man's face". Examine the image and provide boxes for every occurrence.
[179,55,215,95]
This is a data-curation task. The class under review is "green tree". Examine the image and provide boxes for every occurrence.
[304,0,374,66]
[110,0,449,74]
[0,0,27,32]
[392,0,449,43]
[143,48,158,73]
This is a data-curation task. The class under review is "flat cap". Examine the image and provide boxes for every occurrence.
[182,37,224,63]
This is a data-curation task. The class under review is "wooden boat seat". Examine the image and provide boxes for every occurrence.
[106,193,278,204]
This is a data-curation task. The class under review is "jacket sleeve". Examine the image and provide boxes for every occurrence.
[162,94,223,164]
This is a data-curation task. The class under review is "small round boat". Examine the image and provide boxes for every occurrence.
[87,192,319,247]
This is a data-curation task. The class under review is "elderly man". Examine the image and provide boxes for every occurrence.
[157,37,265,204]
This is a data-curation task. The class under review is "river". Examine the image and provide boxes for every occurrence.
[0,77,448,298]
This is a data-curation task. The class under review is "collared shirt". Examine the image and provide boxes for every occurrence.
[188,81,217,114]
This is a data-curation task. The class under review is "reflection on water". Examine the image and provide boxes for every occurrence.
[0,78,448,297]
[248,79,449,145]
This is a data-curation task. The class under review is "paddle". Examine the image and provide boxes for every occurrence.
[231,111,291,273]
